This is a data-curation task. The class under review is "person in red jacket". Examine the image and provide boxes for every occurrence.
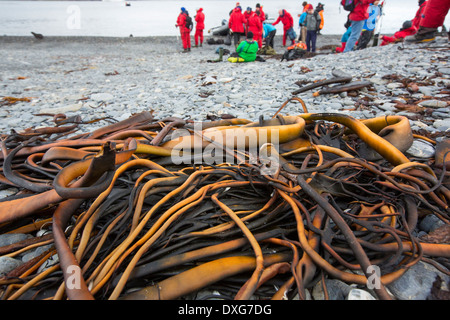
[406,0,450,42]
[255,3,265,23]
[194,8,205,47]
[176,7,192,52]
[247,11,263,47]
[229,6,247,47]
[381,0,428,45]
[272,9,295,46]
[343,0,378,52]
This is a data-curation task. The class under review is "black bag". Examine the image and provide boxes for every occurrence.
[281,49,305,62]
[185,15,193,29]
[341,0,356,12]
[224,34,232,46]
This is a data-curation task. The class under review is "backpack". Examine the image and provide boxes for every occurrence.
[313,12,321,30]
[185,15,193,29]
[341,0,356,12]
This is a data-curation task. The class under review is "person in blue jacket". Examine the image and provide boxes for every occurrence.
[263,23,277,48]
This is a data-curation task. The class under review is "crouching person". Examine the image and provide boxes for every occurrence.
[228,31,259,62]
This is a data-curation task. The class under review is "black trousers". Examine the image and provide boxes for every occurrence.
[232,32,244,47]
[356,30,374,49]
[306,30,317,52]
[265,30,276,48]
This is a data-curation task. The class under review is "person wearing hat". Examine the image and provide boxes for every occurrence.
[244,7,254,34]
[247,10,263,47]
[194,8,205,47]
[228,31,259,62]
[176,7,192,52]
[303,4,321,52]
[228,6,246,48]
[255,3,265,23]
[315,3,325,34]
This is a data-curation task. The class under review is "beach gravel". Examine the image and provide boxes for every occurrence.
[0,33,449,300]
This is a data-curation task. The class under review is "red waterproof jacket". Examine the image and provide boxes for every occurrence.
[195,8,205,30]
[244,10,253,22]
[176,12,190,33]
[229,7,246,33]
[349,0,377,21]
[256,8,265,23]
[273,10,294,31]
[247,12,263,36]
[411,1,427,30]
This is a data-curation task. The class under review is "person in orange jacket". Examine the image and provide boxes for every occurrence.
[175,7,192,52]
[247,11,263,47]
[228,6,247,47]
[315,3,325,34]
[273,9,295,46]
[194,8,205,47]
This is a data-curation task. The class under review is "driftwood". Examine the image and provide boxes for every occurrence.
[292,69,352,95]
[313,80,373,97]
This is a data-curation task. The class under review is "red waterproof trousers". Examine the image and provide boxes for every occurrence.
[420,0,450,28]
[195,29,203,46]
[181,31,191,49]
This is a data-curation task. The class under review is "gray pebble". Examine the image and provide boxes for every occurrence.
[0,233,31,247]
[388,261,449,300]
[0,256,22,275]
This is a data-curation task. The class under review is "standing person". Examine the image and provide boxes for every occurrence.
[343,0,379,53]
[228,6,246,48]
[315,3,325,35]
[244,7,254,34]
[248,11,263,47]
[298,10,307,42]
[263,22,277,48]
[273,9,295,46]
[304,4,321,52]
[255,3,265,23]
[356,0,381,49]
[406,0,449,42]
[194,8,205,47]
[176,7,192,52]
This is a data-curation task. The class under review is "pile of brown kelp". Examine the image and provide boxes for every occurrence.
[0,106,449,300]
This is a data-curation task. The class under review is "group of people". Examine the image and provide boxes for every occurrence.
[176,0,449,60]
[175,7,205,52]
[175,2,325,60]
[336,0,449,53]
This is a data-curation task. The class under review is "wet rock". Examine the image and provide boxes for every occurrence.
[387,261,450,300]
[419,100,447,108]
[0,233,31,247]
[312,279,352,300]
[0,256,22,275]
[419,214,446,233]
[433,119,450,131]
[406,140,435,158]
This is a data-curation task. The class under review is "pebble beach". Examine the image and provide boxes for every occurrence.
[0,33,449,301]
